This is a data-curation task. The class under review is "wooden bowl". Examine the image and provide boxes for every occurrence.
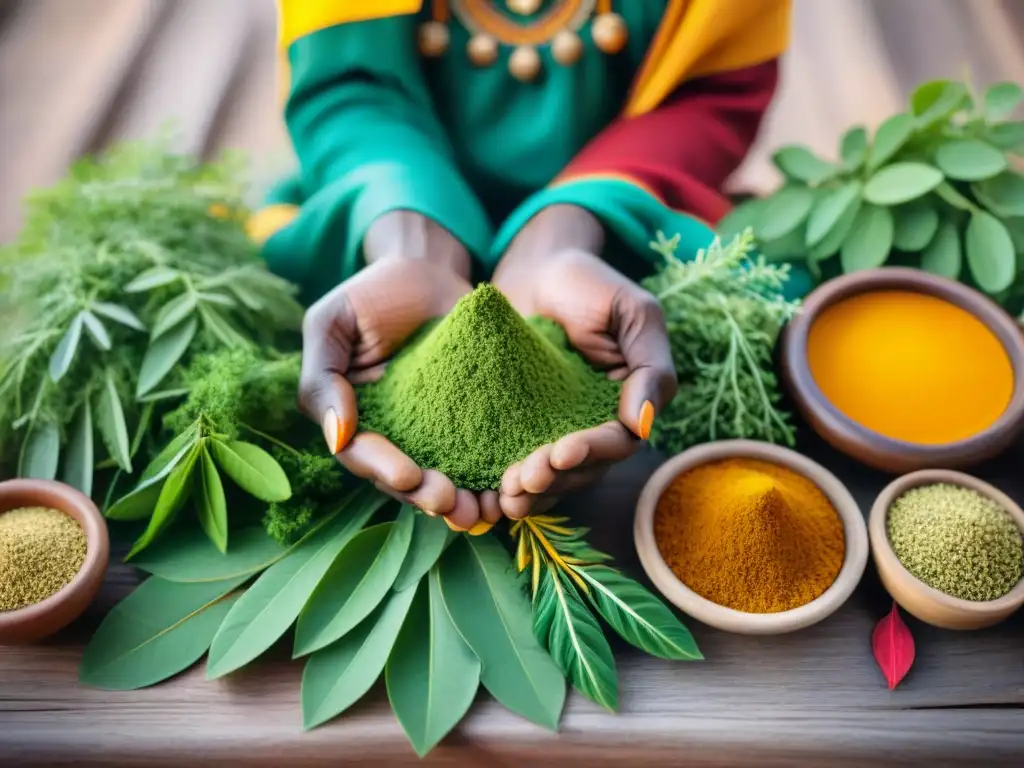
[0,479,109,644]
[781,268,1024,474]
[634,440,869,635]
[869,469,1024,630]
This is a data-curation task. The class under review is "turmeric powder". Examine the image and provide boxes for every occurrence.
[654,458,845,613]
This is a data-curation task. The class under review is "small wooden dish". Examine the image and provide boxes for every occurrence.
[0,479,109,644]
[870,469,1024,630]
[781,268,1024,474]
[634,440,869,635]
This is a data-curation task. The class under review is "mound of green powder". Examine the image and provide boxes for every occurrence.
[887,483,1023,602]
[359,283,620,490]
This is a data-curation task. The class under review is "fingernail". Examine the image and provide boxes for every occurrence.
[638,400,654,441]
[468,520,494,536]
[443,517,468,532]
[322,409,342,454]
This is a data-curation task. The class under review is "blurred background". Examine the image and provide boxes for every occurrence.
[1,0,1023,243]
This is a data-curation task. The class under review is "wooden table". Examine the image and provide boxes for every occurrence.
[2,430,1023,766]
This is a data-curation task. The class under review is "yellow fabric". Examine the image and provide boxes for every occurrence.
[276,0,423,48]
[247,204,300,245]
[625,0,792,117]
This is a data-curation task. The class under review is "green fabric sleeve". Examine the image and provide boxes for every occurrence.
[264,17,492,298]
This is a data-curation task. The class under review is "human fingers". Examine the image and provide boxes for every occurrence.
[380,469,457,517]
[479,491,502,525]
[498,492,560,520]
[520,445,557,495]
[337,432,422,493]
[444,489,481,532]
[500,461,525,497]
[549,421,638,471]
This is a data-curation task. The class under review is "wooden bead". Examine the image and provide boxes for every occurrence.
[417,21,450,58]
[506,0,542,14]
[508,45,541,82]
[591,12,628,54]
[467,34,499,67]
[551,30,583,66]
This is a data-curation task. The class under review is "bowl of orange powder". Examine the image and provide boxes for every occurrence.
[634,440,869,635]
[781,268,1024,474]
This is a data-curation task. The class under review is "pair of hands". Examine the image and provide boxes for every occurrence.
[298,205,677,531]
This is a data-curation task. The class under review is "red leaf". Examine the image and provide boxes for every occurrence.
[872,602,915,690]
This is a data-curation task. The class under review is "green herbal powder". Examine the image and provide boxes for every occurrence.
[0,506,88,611]
[359,284,620,490]
[887,484,1023,602]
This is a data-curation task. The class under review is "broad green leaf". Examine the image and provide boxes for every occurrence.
[96,371,132,473]
[62,400,94,496]
[771,146,839,184]
[806,182,862,248]
[965,211,1015,293]
[986,121,1024,151]
[105,440,195,521]
[973,173,1024,217]
[387,571,480,756]
[294,512,414,656]
[91,301,145,331]
[48,313,84,382]
[911,80,969,127]
[840,126,868,171]
[935,181,976,211]
[124,266,180,293]
[920,219,962,279]
[197,291,237,308]
[81,311,111,351]
[715,199,765,241]
[151,293,198,338]
[195,447,228,554]
[136,316,197,397]
[935,140,1007,181]
[302,586,417,730]
[984,82,1023,122]
[809,195,862,261]
[205,486,387,679]
[841,204,894,272]
[125,443,201,560]
[141,426,199,482]
[892,200,940,252]
[1007,217,1024,253]
[210,439,291,502]
[79,575,244,690]
[757,225,806,262]
[754,186,814,241]
[227,282,264,311]
[864,163,943,206]
[576,566,702,661]
[134,525,286,583]
[21,421,60,480]
[439,536,565,730]
[533,568,618,712]
[199,305,251,349]
[393,508,455,592]
[867,113,914,170]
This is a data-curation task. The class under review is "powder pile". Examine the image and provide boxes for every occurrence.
[359,284,620,490]
[887,483,1023,601]
[0,506,87,611]
[654,458,845,613]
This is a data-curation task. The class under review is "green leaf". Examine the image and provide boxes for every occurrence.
[841,204,894,272]
[81,311,111,351]
[227,283,264,311]
[911,80,969,127]
[301,586,417,730]
[920,219,963,279]
[387,570,481,756]
[439,536,565,730]
[864,163,943,206]
[393,508,455,592]
[754,186,814,241]
[867,113,915,170]
[935,140,1007,181]
[134,526,286,583]
[973,173,1024,217]
[806,182,862,248]
[935,181,976,211]
[141,426,199,482]
[965,210,1016,293]
[198,305,252,348]
[771,146,839,184]
[210,439,291,502]
[150,293,198,338]
[205,486,387,679]
[533,568,618,712]
[62,400,94,496]
[21,421,60,480]
[125,266,180,293]
[840,126,868,171]
[892,200,940,251]
[984,82,1023,122]
[195,447,228,554]
[136,316,197,397]
[294,511,414,656]
[96,371,132,473]
[79,576,244,690]
[986,121,1024,151]
[105,440,195,521]
[757,224,806,262]
[91,301,145,331]
[48,313,84,383]
[1007,217,1024,253]
[715,199,765,241]
[125,443,201,560]
[809,195,862,261]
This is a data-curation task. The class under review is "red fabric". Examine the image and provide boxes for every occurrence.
[561,60,780,224]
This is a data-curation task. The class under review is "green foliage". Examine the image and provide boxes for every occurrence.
[262,446,346,545]
[720,79,1024,306]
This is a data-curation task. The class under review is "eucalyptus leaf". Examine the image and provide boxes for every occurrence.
[124,266,180,293]
[106,440,195,521]
[20,421,60,480]
[755,186,814,241]
[965,210,1015,293]
[62,400,94,496]
[137,316,197,397]
[125,442,201,560]
[973,173,1024,217]
[79,576,244,690]
[198,304,252,349]
[96,371,132,473]
[809,194,862,261]
[935,140,1007,181]
[935,181,976,211]
[864,163,943,206]
[294,512,414,657]
[393,508,455,592]
[805,182,862,248]
[141,426,199,482]
[986,121,1024,151]
[151,293,198,338]
[892,200,940,252]
[984,82,1023,122]
[134,525,286,583]
[91,301,145,331]
[227,283,264,311]
[771,146,838,184]
[439,536,565,730]
[210,439,291,502]
[48,313,84,383]
[301,586,417,730]
[387,570,481,756]
[81,311,112,351]
[840,126,868,171]
[195,447,228,553]
[911,80,969,127]
[867,113,914,170]
[920,219,962,279]
[715,198,765,241]
[841,204,894,272]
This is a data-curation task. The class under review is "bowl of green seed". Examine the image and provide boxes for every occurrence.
[0,479,109,644]
[870,469,1024,630]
